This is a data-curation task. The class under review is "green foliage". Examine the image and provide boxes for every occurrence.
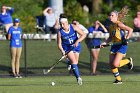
[0,0,44,33]
[64,0,85,24]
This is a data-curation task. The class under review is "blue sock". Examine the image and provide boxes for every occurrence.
[71,64,80,78]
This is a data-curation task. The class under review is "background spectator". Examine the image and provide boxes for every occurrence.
[0,5,14,33]
[86,20,107,75]
[8,18,22,78]
[43,7,59,41]
[72,19,88,36]
[134,11,140,32]
[43,7,59,32]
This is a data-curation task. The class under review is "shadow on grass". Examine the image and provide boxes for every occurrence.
[0,60,140,76]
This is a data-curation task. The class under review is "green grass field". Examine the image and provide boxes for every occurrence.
[0,40,140,75]
[0,75,140,93]
[0,40,140,93]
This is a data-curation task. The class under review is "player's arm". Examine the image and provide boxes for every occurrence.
[7,28,12,40]
[96,20,108,32]
[101,32,112,47]
[7,34,11,40]
[79,24,88,34]
[57,31,65,55]
[118,22,133,39]
[5,6,14,14]
[73,24,86,47]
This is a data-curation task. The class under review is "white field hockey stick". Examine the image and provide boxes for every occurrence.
[43,48,74,74]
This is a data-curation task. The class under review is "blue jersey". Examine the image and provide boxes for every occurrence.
[0,8,14,24]
[87,26,104,47]
[60,24,81,53]
[8,26,22,48]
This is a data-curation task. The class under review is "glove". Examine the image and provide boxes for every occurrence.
[122,39,128,45]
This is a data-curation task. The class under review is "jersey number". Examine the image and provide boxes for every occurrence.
[68,38,73,44]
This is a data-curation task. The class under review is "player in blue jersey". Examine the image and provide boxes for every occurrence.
[0,5,14,32]
[57,14,86,85]
[87,20,107,75]
[65,19,88,73]
[8,18,22,78]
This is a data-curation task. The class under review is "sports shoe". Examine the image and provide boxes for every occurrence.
[127,57,133,70]
[17,74,22,78]
[13,74,18,78]
[113,79,122,84]
[90,73,97,76]
[77,77,82,85]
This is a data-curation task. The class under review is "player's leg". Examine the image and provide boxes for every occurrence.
[11,47,17,77]
[91,48,100,75]
[15,47,22,78]
[110,53,122,84]
[68,52,79,78]
[74,52,82,85]
[67,51,82,85]
[118,45,133,69]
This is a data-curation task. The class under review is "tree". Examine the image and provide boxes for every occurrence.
[92,0,103,15]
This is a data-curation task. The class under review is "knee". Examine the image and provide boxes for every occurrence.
[92,56,98,61]
[109,61,119,68]
[112,62,119,68]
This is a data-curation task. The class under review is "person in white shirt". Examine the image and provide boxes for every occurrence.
[43,7,59,34]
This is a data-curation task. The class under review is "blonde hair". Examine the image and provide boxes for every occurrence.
[118,6,129,22]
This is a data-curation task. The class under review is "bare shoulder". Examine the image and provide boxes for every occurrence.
[117,21,125,28]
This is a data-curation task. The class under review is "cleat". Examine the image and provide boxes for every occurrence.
[13,74,18,78]
[17,74,22,78]
[15,76,18,78]
[77,77,82,85]
[113,79,122,84]
[67,65,71,71]
[127,57,133,70]
[90,73,97,76]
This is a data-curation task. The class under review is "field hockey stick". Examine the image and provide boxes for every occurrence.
[92,40,128,49]
[92,43,112,49]
[43,48,74,74]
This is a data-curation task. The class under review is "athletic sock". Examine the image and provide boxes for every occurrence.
[112,68,121,81]
[119,58,129,67]
[71,64,80,78]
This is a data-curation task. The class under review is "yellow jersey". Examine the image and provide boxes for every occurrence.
[109,21,125,43]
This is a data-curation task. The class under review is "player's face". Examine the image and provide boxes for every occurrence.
[1,6,6,12]
[60,21,69,31]
[109,12,118,23]
[14,22,20,26]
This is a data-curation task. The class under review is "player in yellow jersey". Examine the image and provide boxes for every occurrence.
[101,6,133,84]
